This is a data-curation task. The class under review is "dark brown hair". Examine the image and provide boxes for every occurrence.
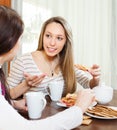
[0,6,24,103]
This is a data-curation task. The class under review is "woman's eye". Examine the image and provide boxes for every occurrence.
[45,34,51,38]
[57,37,63,41]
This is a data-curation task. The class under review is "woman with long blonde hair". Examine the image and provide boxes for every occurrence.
[8,16,100,99]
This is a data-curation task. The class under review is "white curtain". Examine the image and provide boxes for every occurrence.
[111,0,117,89]
[11,0,23,15]
[11,0,117,89]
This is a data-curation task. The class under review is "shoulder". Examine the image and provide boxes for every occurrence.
[14,52,32,62]
[19,52,32,59]
[10,53,33,69]
[0,94,5,101]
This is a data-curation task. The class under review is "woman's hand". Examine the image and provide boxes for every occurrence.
[88,64,101,88]
[24,72,46,87]
[12,98,27,111]
[75,89,95,113]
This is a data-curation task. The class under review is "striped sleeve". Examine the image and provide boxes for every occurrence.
[7,53,43,89]
[75,68,92,88]
[7,56,25,88]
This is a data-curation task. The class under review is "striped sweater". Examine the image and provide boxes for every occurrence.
[7,53,91,94]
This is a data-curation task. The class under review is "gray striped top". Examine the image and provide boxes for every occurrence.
[7,53,91,94]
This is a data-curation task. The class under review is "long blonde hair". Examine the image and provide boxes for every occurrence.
[37,16,76,96]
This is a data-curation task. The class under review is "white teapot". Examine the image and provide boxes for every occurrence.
[93,83,113,104]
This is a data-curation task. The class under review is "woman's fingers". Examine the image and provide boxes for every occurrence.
[24,73,46,87]
[30,74,46,86]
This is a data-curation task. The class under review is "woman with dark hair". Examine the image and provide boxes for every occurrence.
[0,5,24,104]
[0,6,95,130]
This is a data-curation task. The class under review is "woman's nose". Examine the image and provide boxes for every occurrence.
[50,38,56,46]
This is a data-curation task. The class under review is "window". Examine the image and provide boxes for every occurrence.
[22,0,52,54]
[12,0,116,88]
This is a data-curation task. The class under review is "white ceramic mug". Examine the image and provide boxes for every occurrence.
[25,92,46,120]
[48,81,64,101]
[93,85,113,104]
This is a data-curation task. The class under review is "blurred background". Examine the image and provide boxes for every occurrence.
[2,0,117,89]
